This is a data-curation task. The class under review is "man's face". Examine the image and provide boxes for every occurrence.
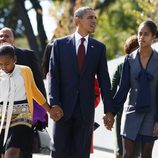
[0,29,14,45]
[76,9,97,35]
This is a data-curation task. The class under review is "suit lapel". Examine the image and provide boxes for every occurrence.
[67,34,79,74]
[68,36,96,76]
[147,49,158,75]
[129,50,141,78]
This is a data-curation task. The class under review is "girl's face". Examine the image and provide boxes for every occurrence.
[138,25,155,48]
[0,55,16,73]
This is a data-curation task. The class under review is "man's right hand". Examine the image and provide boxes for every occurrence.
[49,105,64,121]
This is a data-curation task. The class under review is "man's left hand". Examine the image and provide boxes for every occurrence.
[103,112,114,131]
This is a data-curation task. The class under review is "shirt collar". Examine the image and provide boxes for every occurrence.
[74,31,89,43]
[0,65,19,78]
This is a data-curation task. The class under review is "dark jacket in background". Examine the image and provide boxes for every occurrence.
[42,43,53,78]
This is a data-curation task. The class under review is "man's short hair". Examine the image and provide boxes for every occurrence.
[74,7,94,18]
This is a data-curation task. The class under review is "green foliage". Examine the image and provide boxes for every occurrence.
[0,1,24,35]
[50,0,157,59]
[0,0,13,8]
[15,36,30,48]
[1,0,157,60]
[94,0,156,59]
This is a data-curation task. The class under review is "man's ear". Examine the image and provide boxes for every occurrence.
[14,55,17,63]
[74,17,80,26]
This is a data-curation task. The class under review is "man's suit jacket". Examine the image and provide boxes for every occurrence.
[49,34,113,121]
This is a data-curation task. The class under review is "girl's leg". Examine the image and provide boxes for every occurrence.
[122,137,135,158]
[114,112,123,158]
[141,141,154,158]
[5,147,20,158]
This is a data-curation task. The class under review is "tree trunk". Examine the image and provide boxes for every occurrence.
[30,0,48,59]
[14,0,40,57]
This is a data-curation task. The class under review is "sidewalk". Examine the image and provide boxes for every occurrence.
[33,147,114,158]
[33,150,113,158]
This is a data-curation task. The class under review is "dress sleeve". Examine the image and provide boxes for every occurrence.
[27,67,46,105]
[113,56,130,115]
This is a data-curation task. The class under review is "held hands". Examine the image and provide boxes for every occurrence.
[49,105,64,122]
[103,112,114,131]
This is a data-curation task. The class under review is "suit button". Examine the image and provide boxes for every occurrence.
[135,88,138,92]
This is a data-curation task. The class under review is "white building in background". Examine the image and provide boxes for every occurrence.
[152,41,158,50]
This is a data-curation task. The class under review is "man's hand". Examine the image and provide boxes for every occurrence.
[49,105,64,122]
[103,112,114,131]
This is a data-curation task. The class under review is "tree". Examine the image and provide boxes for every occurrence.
[50,0,114,39]
[50,0,158,59]
[94,0,157,59]
[30,0,48,58]
[0,0,157,60]
[0,0,49,60]
[15,0,39,54]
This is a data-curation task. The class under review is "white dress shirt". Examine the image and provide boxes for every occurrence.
[74,31,89,55]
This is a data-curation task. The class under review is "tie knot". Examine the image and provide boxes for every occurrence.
[81,38,85,44]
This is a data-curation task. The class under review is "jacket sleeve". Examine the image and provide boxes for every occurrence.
[97,44,113,113]
[113,56,130,115]
[48,40,61,106]
[27,67,46,105]
[28,50,47,98]
[111,63,123,96]
[154,84,158,122]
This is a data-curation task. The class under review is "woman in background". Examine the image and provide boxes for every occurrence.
[112,35,140,158]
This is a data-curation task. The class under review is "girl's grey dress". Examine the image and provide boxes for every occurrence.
[113,49,158,141]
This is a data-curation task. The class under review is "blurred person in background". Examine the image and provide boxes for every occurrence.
[112,35,140,158]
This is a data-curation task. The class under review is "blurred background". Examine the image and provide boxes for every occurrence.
[0,0,158,62]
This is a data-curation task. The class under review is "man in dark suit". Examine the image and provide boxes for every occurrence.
[49,6,114,158]
[0,27,47,158]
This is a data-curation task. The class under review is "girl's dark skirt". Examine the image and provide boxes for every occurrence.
[0,125,33,154]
